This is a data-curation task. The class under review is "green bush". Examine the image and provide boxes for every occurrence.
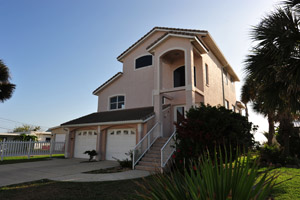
[139,149,277,200]
[259,144,300,166]
[173,105,255,168]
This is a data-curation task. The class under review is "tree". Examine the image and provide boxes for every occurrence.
[0,60,16,102]
[243,1,300,156]
[13,124,41,132]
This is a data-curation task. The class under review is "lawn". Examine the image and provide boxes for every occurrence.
[0,154,65,165]
[271,167,300,200]
[0,167,299,200]
[0,178,145,200]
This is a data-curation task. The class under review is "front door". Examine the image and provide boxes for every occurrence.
[174,105,186,125]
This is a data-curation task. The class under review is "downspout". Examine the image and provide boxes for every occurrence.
[221,67,225,106]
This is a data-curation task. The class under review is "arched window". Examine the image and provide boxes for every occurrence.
[173,66,185,87]
[110,95,125,110]
[135,55,152,69]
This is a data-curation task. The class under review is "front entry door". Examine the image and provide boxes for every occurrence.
[174,105,186,125]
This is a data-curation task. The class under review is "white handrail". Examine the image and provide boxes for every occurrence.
[161,130,176,168]
[132,122,160,169]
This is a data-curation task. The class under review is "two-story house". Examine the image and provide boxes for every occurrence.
[51,27,244,171]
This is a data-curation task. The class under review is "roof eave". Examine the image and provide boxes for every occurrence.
[92,72,123,95]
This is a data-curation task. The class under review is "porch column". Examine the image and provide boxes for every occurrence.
[96,126,101,161]
[64,128,70,158]
[185,45,195,110]
[153,54,163,136]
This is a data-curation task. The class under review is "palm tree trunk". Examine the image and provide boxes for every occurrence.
[267,113,275,146]
[279,112,293,157]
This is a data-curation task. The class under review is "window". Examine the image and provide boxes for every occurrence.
[135,55,152,69]
[175,106,185,124]
[225,100,229,109]
[124,130,128,135]
[205,64,209,85]
[174,66,185,87]
[110,95,125,110]
[232,105,236,112]
[116,131,121,135]
[162,96,165,104]
[45,138,51,142]
[194,66,196,87]
[224,71,228,85]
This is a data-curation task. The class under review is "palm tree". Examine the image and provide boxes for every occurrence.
[244,1,300,156]
[241,76,277,146]
[0,60,16,102]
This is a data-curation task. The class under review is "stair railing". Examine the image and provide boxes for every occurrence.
[132,122,160,169]
[161,130,176,169]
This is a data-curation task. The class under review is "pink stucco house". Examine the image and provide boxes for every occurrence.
[51,27,244,171]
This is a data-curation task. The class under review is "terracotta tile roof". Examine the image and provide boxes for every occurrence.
[93,72,123,95]
[61,105,170,126]
[117,27,208,61]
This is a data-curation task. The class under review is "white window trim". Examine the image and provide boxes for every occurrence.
[134,54,153,71]
[108,94,126,111]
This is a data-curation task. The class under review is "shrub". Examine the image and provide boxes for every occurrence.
[84,150,97,161]
[173,105,255,167]
[138,149,277,200]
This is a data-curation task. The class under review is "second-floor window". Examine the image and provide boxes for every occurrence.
[135,55,152,69]
[110,95,125,110]
[205,64,209,85]
[174,66,185,87]
[225,100,229,109]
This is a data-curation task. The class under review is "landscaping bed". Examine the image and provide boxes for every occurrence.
[83,166,131,174]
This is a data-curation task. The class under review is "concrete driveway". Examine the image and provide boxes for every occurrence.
[0,158,119,187]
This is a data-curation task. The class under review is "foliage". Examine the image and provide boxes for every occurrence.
[114,150,132,168]
[242,0,300,156]
[259,143,300,166]
[139,149,277,200]
[14,134,37,141]
[276,123,300,157]
[13,125,41,133]
[0,60,16,103]
[83,150,97,161]
[173,105,255,167]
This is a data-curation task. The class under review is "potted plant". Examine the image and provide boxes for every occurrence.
[84,150,97,161]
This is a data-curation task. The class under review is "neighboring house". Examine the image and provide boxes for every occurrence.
[48,126,67,143]
[51,27,244,166]
[0,131,52,141]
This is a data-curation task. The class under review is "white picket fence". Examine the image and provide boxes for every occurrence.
[0,139,65,161]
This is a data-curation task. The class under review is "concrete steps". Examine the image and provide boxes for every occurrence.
[135,137,168,172]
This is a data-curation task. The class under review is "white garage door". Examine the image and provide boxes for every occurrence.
[74,130,97,159]
[106,129,136,161]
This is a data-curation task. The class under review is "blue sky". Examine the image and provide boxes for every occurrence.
[0,0,279,139]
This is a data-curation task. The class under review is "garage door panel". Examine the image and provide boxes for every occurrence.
[74,131,97,159]
[106,129,136,161]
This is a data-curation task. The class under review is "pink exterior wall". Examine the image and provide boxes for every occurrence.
[96,31,165,111]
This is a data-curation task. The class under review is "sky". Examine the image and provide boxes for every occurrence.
[0,0,281,142]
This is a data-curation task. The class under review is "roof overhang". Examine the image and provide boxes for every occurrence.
[93,72,123,95]
[236,101,245,109]
[117,27,207,62]
[147,33,209,54]
[61,115,154,128]
[202,33,240,82]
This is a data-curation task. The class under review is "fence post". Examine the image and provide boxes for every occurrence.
[50,139,53,158]
[27,139,32,159]
[1,139,6,161]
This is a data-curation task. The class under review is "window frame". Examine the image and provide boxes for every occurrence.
[134,54,153,70]
[225,100,229,109]
[109,95,125,110]
[205,63,209,86]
